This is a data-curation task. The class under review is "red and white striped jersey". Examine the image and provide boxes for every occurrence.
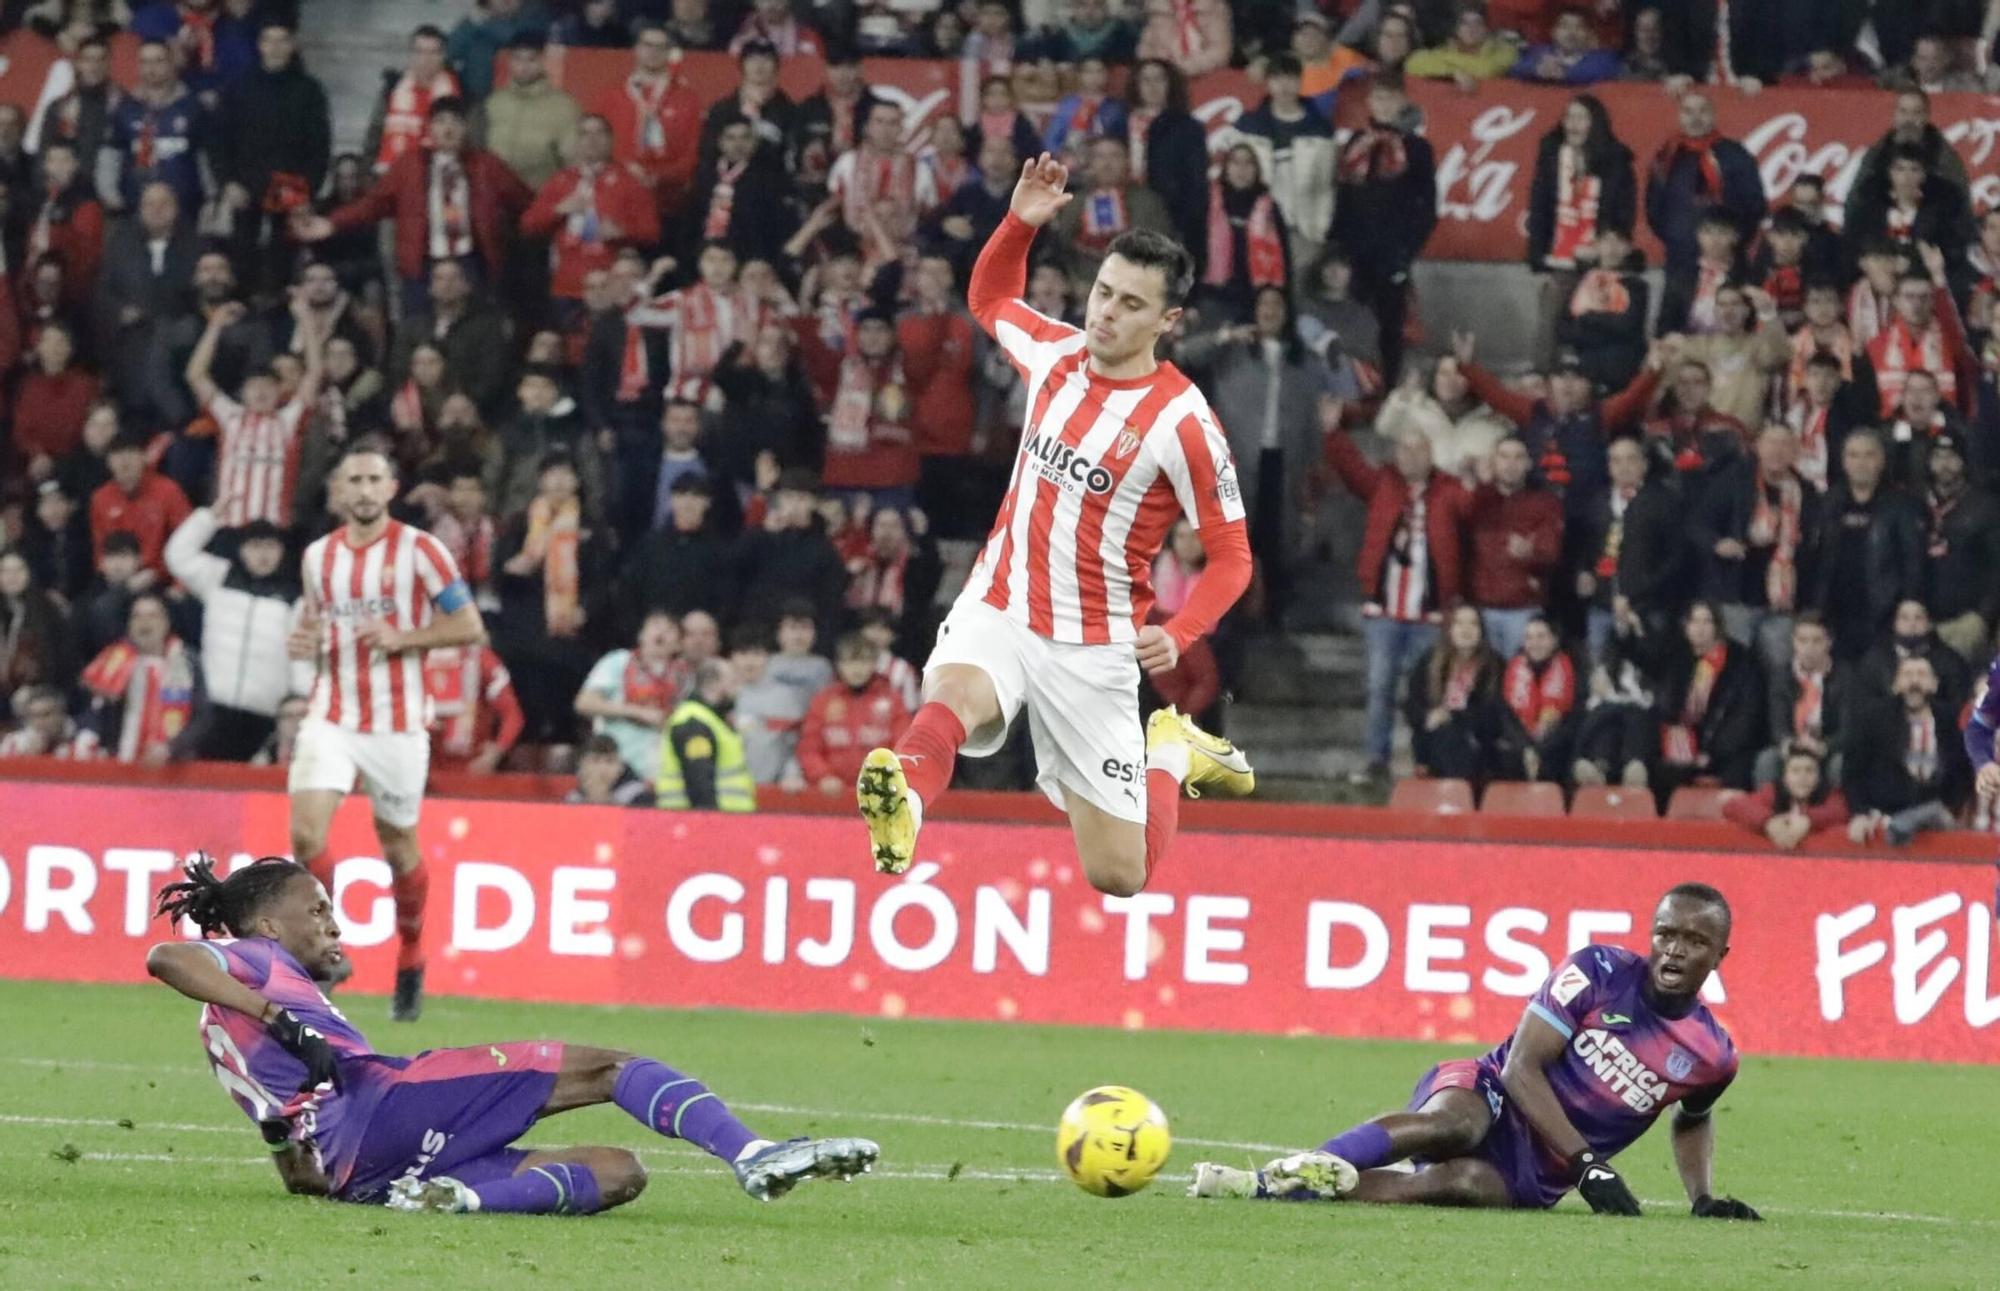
[209,394,308,528]
[961,299,1246,646]
[302,520,469,735]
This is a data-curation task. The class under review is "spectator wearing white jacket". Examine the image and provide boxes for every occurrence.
[1376,355,1516,487]
[1230,55,1339,274]
[163,509,303,760]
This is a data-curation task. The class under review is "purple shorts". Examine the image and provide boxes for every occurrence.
[1407,1058,1569,1209]
[332,1041,566,1202]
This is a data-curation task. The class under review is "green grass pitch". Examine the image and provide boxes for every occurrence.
[1,980,1996,1289]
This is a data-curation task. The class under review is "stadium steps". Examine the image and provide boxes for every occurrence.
[299,0,460,153]
[1226,628,1409,803]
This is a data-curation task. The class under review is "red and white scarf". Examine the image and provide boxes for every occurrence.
[424,645,497,759]
[81,637,195,762]
[1747,468,1802,612]
[1848,282,1893,347]
[623,652,687,711]
[1785,400,1831,492]
[1687,260,1729,334]
[704,158,745,240]
[1906,708,1938,782]
[1791,663,1825,738]
[1339,124,1408,184]
[847,547,911,614]
[838,149,920,237]
[829,352,910,454]
[1662,642,1729,766]
[1656,131,1724,196]
[1875,317,1956,409]
[1127,110,1157,182]
[627,73,680,156]
[427,154,474,258]
[1204,183,1286,289]
[524,494,581,635]
[1504,651,1575,732]
[1569,267,1632,317]
[1596,485,1635,578]
[1442,656,1482,712]
[1549,146,1600,268]
[376,69,459,172]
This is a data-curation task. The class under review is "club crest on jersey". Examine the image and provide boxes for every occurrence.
[1024,432,1115,495]
[1666,1046,1695,1081]
[1114,427,1142,459]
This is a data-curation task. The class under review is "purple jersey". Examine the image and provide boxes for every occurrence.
[193,938,395,1191]
[1964,654,2000,768]
[1489,945,1738,1163]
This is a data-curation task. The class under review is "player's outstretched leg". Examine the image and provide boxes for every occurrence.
[563,1046,880,1201]
[1189,1079,1492,1205]
[860,665,990,874]
[388,1146,648,1215]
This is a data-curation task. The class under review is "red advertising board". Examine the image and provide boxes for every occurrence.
[1,783,1994,1064]
[543,48,2000,264]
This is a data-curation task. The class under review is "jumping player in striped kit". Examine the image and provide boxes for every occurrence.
[287,437,487,1020]
[148,856,877,1214]
[857,153,1257,899]
[1189,884,1761,1221]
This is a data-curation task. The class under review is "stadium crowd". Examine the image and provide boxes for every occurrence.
[0,0,1998,844]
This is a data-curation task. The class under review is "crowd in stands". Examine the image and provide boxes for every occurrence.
[0,0,1998,837]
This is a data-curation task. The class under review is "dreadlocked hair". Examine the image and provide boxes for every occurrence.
[154,854,307,939]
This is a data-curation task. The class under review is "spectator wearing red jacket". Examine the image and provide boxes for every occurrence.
[899,252,981,533]
[797,633,912,793]
[1721,747,1848,850]
[1324,422,1471,782]
[1467,435,1563,659]
[591,22,703,219]
[1143,608,1220,722]
[25,139,103,306]
[424,643,527,772]
[11,323,98,479]
[520,114,661,311]
[90,436,191,580]
[294,96,531,317]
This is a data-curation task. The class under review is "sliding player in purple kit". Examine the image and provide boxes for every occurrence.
[1964,656,2000,806]
[1190,883,1761,1220]
[148,856,879,1215]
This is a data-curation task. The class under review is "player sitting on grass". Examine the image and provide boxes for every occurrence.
[1190,883,1760,1220]
[148,856,879,1214]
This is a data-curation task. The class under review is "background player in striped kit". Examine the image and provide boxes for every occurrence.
[858,153,1256,900]
[286,438,487,1020]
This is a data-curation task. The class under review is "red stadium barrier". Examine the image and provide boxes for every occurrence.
[536,47,2000,264]
[0,779,1993,1064]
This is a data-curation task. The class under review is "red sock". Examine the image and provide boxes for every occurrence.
[392,864,429,973]
[1143,769,1181,882]
[893,702,966,809]
[302,849,336,893]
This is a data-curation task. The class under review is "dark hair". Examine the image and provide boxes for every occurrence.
[156,855,308,939]
[776,596,817,624]
[1125,58,1189,113]
[856,605,897,632]
[1661,881,1732,937]
[1264,52,1303,79]
[1252,283,1307,365]
[102,531,142,556]
[729,620,774,653]
[1768,207,1809,235]
[582,733,622,759]
[411,24,448,45]
[1542,93,1619,173]
[428,95,469,122]
[835,631,876,662]
[1772,748,1828,811]
[1804,348,1845,373]
[339,434,400,472]
[1887,141,1930,170]
[1104,229,1195,309]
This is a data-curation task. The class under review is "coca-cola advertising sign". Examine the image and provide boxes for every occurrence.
[544,49,2000,264]
[1,783,1994,1064]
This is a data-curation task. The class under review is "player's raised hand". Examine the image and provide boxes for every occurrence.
[1011,152,1073,229]
[264,1005,341,1091]
[1691,1193,1762,1221]
[1572,1151,1641,1216]
[1136,623,1179,676]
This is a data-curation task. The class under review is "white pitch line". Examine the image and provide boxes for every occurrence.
[7,1117,1993,1228]
[38,1152,2000,1225]
[731,1100,1295,1154]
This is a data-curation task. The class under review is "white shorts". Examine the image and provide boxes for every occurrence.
[925,597,1146,824]
[288,718,430,829]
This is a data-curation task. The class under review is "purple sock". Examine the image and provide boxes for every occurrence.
[471,1162,604,1215]
[612,1058,759,1163]
[1319,1122,1395,1171]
